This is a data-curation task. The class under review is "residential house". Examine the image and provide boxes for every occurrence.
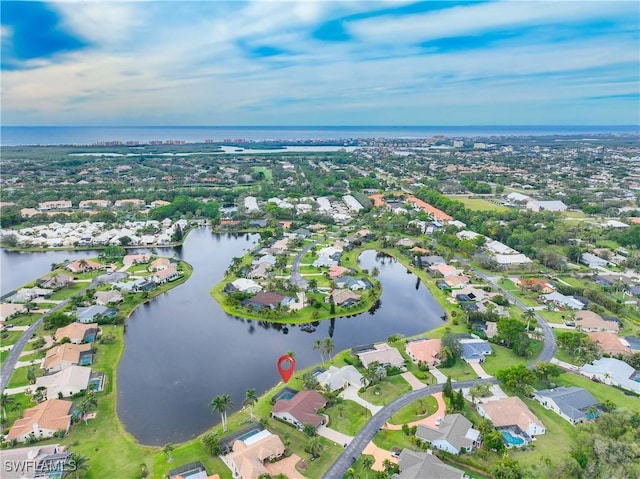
[168,462,220,479]
[43,343,93,372]
[66,259,102,274]
[6,288,53,303]
[148,257,172,272]
[580,253,609,269]
[525,200,567,212]
[229,279,262,294]
[415,255,446,268]
[316,365,364,392]
[428,264,462,278]
[35,365,92,400]
[38,200,72,211]
[325,289,361,307]
[587,332,632,355]
[7,399,74,443]
[452,286,488,303]
[242,292,290,311]
[123,253,151,266]
[246,262,272,280]
[493,254,533,266]
[477,397,545,439]
[0,303,26,322]
[271,390,327,429]
[54,322,99,344]
[416,413,481,454]
[94,290,124,306]
[290,228,311,239]
[153,266,181,283]
[357,343,405,368]
[79,199,111,208]
[543,292,586,310]
[391,449,463,479]
[227,430,285,479]
[533,387,600,424]
[0,444,73,479]
[334,276,370,290]
[443,275,471,289]
[114,199,145,208]
[405,339,442,367]
[328,265,349,279]
[252,254,276,266]
[513,277,555,294]
[40,273,74,290]
[75,305,116,324]
[574,310,620,333]
[580,358,640,394]
[396,238,416,248]
[457,337,492,363]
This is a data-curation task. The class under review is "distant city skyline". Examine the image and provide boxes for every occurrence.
[2,1,639,126]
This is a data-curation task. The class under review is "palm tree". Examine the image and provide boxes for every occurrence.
[523,308,536,330]
[0,393,16,422]
[244,389,258,421]
[323,337,335,362]
[77,394,98,424]
[362,456,375,479]
[307,436,323,459]
[162,444,174,462]
[62,454,89,479]
[313,339,325,366]
[211,394,234,432]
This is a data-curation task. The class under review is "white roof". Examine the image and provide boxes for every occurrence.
[494,254,532,264]
[580,358,640,393]
[231,278,262,292]
[316,365,364,391]
[35,365,91,399]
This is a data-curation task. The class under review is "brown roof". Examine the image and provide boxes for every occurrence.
[43,343,92,370]
[327,289,361,306]
[7,399,73,441]
[479,397,543,431]
[251,291,286,307]
[271,390,327,427]
[406,195,453,221]
[55,322,98,342]
[587,332,632,355]
[67,259,102,273]
[575,310,620,332]
[406,339,442,364]
[444,275,470,287]
[155,266,180,281]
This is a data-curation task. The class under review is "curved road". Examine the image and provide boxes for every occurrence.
[289,241,317,290]
[325,258,558,478]
[0,272,127,392]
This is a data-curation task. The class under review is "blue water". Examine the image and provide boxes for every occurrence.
[279,392,295,400]
[2,125,637,146]
[237,429,260,442]
[502,431,525,446]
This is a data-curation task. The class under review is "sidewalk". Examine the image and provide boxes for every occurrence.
[341,386,383,415]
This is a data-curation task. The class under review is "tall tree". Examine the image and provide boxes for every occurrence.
[313,339,325,366]
[323,337,335,362]
[211,394,234,432]
[243,389,258,420]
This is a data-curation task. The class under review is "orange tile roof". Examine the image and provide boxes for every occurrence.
[7,399,73,441]
[43,343,92,370]
[406,195,452,221]
[369,194,386,208]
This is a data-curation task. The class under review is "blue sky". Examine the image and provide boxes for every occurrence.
[1,0,638,126]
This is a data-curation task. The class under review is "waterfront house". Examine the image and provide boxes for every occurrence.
[242,291,290,311]
[123,253,151,266]
[153,266,182,283]
[75,305,116,324]
[533,387,600,424]
[416,413,481,454]
[148,257,172,272]
[7,399,74,443]
[227,430,285,479]
[94,290,124,306]
[405,339,442,367]
[477,397,545,439]
[316,365,364,392]
[66,259,102,274]
[357,343,405,368]
[325,289,361,307]
[230,279,262,294]
[43,343,93,372]
[40,273,74,290]
[35,365,92,400]
[0,303,26,322]
[271,390,327,429]
[54,322,99,344]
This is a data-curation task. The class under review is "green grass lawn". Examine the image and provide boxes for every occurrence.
[556,372,640,411]
[4,313,41,327]
[482,342,543,377]
[372,428,417,452]
[360,375,412,406]
[1,330,26,346]
[557,276,585,288]
[438,359,476,381]
[538,310,568,324]
[48,282,88,300]
[19,349,47,363]
[325,400,370,436]
[7,364,43,388]
[388,395,438,425]
[450,196,508,212]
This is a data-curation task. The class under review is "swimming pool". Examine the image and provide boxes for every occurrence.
[237,429,261,442]
[279,392,295,400]
[502,431,525,446]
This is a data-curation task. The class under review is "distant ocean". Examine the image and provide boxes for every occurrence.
[1,125,638,146]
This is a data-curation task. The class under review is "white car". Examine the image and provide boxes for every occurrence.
[435,417,442,426]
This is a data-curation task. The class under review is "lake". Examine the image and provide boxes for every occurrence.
[1,228,445,445]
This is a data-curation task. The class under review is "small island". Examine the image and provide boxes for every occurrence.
[211,225,382,323]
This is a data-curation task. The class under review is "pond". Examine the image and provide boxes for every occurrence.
[1,228,446,445]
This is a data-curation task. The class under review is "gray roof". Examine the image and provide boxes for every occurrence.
[75,304,111,321]
[460,341,492,360]
[416,413,478,452]
[535,387,599,421]
[394,449,462,479]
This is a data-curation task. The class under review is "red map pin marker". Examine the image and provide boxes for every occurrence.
[277,354,296,383]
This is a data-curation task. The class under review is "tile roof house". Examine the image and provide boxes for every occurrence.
[75,305,116,323]
[7,399,74,443]
[328,265,349,279]
[0,444,73,479]
[0,303,26,322]
[153,266,182,283]
[230,278,263,294]
[334,276,370,290]
[271,390,327,429]
[533,387,600,424]
[587,332,632,355]
[227,430,285,479]
[123,253,151,266]
[316,365,364,392]
[54,322,99,344]
[35,365,92,400]
[405,339,442,367]
[391,449,463,479]
[580,358,640,394]
[416,413,481,454]
[357,343,405,368]
[148,257,172,272]
[428,264,463,277]
[477,397,545,438]
[242,291,289,311]
[66,259,102,274]
[575,310,620,333]
[40,273,74,290]
[443,275,471,289]
[43,343,93,372]
[326,289,361,307]
[543,292,586,310]
[94,290,124,305]
[514,277,555,294]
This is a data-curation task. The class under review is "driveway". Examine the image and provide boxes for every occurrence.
[362,441,398,471]
[341,386,383,415]
[400,371,426,390]
[264,454,305,479]
[317,425,353,446]
[430,368,449,384]
[470,362,492,379]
